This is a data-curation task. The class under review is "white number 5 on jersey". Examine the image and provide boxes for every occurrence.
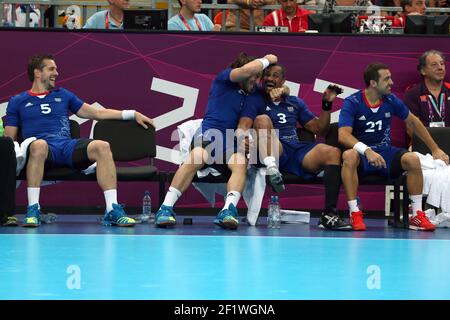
[40,104,52,114]
[365,120,382,133]
[277,113,287,124]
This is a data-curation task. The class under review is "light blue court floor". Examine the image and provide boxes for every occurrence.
[1,215,450,300]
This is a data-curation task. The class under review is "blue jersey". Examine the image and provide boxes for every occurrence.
[338,90,409,148]
[201,68,261,136]
[264,95,316,145]
[5,88,84,141]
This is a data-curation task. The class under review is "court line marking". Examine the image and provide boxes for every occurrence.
[0,233,449,242]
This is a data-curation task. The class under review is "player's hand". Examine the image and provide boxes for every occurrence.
[135,112,155,129]
[269,87,285,102]
[323,84,343,103]
[264,54,278,65]
[365,148,386,168]
[432,148,449,165]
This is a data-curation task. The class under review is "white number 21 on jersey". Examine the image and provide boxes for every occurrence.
[365,120,382,133]
[40,104,52,114]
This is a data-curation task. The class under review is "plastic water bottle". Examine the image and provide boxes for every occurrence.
[141,190,152,223]
[268,196,281,229]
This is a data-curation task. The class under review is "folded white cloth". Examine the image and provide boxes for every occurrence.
[82,162,97,175]
[415,152,450,212]
[15,137,36,176]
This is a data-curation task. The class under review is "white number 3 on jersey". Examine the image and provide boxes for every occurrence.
[277,113,287,124]
[40,104,52,114]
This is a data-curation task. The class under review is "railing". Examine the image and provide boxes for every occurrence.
[1,0,449,30]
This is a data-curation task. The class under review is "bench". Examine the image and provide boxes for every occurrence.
[16,119,165,208]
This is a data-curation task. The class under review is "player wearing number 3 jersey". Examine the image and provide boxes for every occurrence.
[338,62,449,231]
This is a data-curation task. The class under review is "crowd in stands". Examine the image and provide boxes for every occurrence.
[1,0,449,32]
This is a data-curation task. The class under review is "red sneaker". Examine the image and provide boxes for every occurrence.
[409,211,436,231]
[350,211,366,231]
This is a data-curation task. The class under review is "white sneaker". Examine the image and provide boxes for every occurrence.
[433,212,450,228]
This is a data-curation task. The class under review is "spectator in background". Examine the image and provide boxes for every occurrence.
[380,0,401,16]
[392,0,426,27]
[168,0,218,31]
[428,0,449,8]
[323,0,373,13]
[83,0,129,29]
[262,0,314,31]
[404,50,450,138]
[225,0,277,31]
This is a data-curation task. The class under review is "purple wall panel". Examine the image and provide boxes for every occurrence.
[1,29,449,211]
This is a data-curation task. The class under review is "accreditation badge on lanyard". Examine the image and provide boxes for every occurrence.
[428,93,446,127]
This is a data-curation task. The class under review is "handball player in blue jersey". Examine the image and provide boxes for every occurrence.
[155,53,281,230]
[5,54,154,228]
[250,64,352,230]
[339,62,449,231]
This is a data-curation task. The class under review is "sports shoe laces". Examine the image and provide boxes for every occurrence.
[157,206,174,217]
[218,208,237,219]
[26,205,40,218]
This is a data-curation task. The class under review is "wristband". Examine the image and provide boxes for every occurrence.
[257,58,270,70]
[353,142,369,155]
[322,99,332,111]
[122,110,136,120]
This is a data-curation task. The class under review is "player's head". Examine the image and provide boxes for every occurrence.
[417,50,446,83]
[27,54,58,90]
[400,0,426,15]
[107,0,130,11]
[278,0,298,16]
[262,64,286,94]
[230,52,259,93]
[364,62,393,96]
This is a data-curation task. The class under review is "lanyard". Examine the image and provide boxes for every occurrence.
[105,11,122,29]
[178,14,202,31]
[105,12,110,29]
[427,93,446,122]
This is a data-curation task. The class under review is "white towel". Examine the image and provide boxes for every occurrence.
[82,162,97,175]
[15,137,36,176]
[415,152,450,211]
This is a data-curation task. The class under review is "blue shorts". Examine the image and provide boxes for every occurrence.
[190,128,240,176]
[279,140,318,179]
[358,145,406,179]
[28,138,93,169]
[45,138,78,168]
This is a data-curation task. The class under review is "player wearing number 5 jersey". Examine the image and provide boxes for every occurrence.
[5,54,154,228]
[339,62,449,231]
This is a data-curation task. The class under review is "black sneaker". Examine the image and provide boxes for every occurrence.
[267,166,285,193]
[2,216,18,227]
[318,212,352,231]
